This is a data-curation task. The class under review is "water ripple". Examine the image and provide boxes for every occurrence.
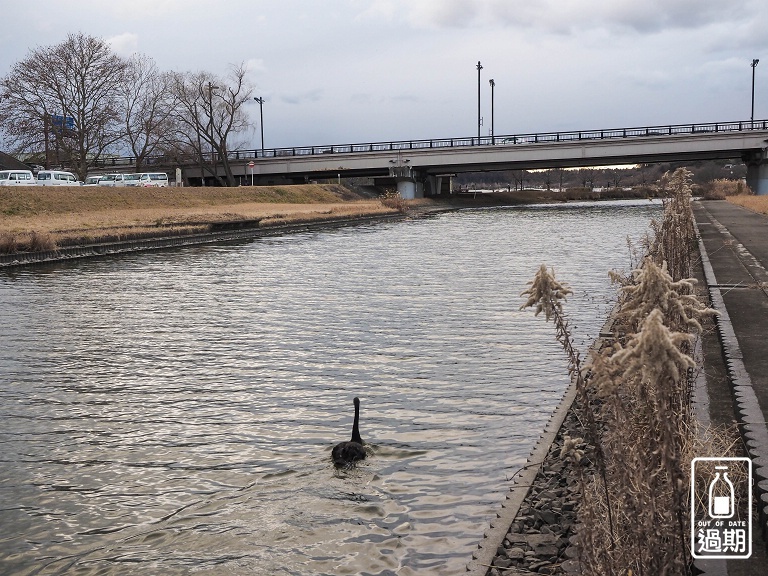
[0,200,660,575]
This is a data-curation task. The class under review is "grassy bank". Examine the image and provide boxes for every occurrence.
[1,183,716,255]
[2,183,604,254]
[726,194,768,215]
[0,184,399,253]
[0,184,370,217]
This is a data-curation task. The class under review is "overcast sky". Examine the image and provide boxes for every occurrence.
[2,0,766,150]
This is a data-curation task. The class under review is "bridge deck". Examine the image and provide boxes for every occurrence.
[83,120,768,186]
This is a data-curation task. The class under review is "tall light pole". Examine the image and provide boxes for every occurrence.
[751,59,760,125]
[489,78,495,144]
[476,61,483,142]
[254,96,265,154]
[43,112,50,169]
[208,82,219,164]
[206,82,219,183]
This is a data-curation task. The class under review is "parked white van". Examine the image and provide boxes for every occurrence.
[37,170,81,186]
[98,173,129,186]
[0,169,36,186]
[124,172,169,187]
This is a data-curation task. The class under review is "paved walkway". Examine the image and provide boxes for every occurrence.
[694,200,768,575]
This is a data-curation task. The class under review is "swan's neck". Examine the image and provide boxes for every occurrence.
[351,401,362,444]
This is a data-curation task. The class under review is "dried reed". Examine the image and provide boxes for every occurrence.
[521,169,725,575]
[651,169,697,281]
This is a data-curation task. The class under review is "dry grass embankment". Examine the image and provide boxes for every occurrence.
[0,184,402,253]
[726,194,768,215]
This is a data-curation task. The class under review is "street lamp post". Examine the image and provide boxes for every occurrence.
[206,82,218,175]
[254,97,265,155]
[43,112,50,169]
[476,61,483,143]
[751,59,760,126]
[489,78,495,144]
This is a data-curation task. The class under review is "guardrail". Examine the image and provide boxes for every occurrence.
[91,119,768,169]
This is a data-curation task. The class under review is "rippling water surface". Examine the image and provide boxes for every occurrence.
[0,201,660,575]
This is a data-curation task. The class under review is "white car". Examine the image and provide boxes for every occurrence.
[124,172,169,187]
[0,169,36,185]
[83,175,103,186]
[37,170,81,186]
[98,173,129,187]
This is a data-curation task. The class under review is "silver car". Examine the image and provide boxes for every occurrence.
[98,173,129,186]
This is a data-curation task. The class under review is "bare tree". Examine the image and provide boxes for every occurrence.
[553,167,566,191]
[513,170,526,191]
[609,169,624,189]
[120,54,176,172]
[580,168,596,190]
[0,33,127,179]
[543,169,553,191]
[168,64,254,186]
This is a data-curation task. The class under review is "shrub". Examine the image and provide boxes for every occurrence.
[380,190,409,214]
[0,233,19,254]
[0,232,57,253]
[27,232,57,252]
[699,178,753,199]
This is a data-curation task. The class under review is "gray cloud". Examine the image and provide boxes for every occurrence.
[280,89,325,106]
[398,0,761,35]
[0,0,766,149]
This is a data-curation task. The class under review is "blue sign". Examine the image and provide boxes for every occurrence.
[51,115,75,130]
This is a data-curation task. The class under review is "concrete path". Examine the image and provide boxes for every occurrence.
[694,200,768,575]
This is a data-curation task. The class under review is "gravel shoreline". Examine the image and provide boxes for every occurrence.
[469,292,625,576]
[485,405,585,575]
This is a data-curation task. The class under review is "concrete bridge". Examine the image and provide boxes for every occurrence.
[97,120,768,197]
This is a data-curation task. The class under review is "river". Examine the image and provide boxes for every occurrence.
[0,200,660,575]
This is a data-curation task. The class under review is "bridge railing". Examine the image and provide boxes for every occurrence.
[92,119,768,168]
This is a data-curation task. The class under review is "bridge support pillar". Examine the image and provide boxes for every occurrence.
[390,164,423,199]
[746,152,768,195]
[426,174,454,196]
[396,179,423,199]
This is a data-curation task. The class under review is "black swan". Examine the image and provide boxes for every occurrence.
[332,397,366,466]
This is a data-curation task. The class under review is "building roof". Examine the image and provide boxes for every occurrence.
[0,151,30,171]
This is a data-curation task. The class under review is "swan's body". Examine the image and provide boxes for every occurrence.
[332,397,366,466]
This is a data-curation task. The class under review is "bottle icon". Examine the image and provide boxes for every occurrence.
[708,466,735,518]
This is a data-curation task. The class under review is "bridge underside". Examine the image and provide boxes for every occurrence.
[232,148,763,180]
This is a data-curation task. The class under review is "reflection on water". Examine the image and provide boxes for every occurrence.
[0,201,659,575]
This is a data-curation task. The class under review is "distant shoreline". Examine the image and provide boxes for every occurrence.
[2,184,763,261]
[0,184,397,255]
